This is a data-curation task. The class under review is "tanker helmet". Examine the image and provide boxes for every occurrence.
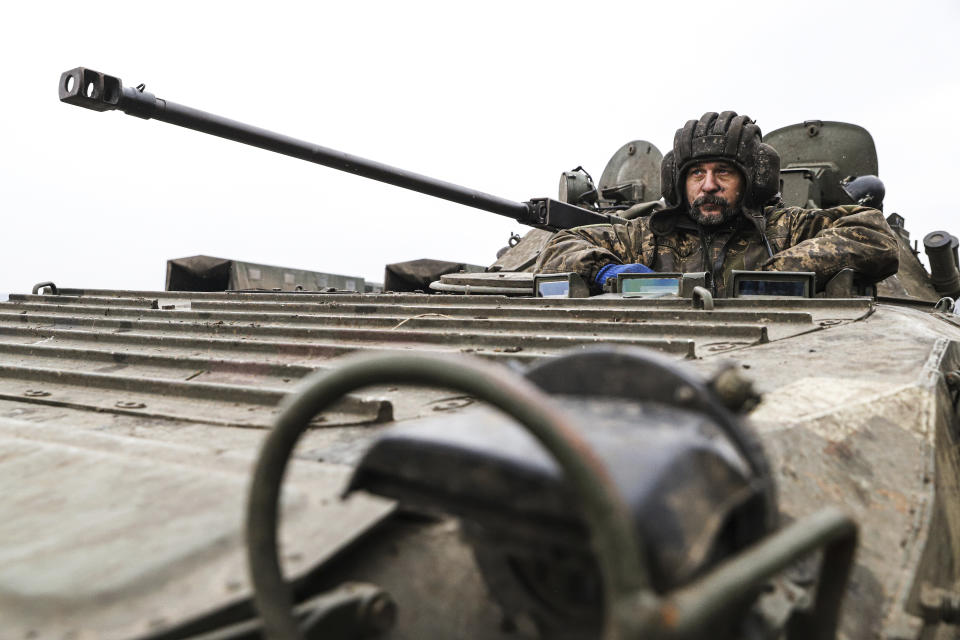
[661,111,780,216]
[841,174,885,211]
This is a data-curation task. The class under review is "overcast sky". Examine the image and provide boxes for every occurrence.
[2,0,958,293]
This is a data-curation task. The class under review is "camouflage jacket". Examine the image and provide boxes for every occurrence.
[535,204,900,297]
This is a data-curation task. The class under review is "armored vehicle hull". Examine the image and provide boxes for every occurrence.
[2,284,959,639]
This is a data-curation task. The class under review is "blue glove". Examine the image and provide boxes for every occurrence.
[595,263,654,287]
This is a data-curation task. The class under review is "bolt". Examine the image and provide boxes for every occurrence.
[710,365,761,413]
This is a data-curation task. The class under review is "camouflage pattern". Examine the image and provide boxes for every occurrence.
[535,204,900,296]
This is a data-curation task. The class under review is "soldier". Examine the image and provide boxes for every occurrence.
[535,112,899,296]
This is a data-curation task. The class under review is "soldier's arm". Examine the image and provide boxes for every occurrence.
[535,220,648,289]
[762,205,899,285]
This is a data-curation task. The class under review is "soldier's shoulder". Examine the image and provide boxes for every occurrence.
[803,204,884,221]
[608,215,652,234]
[827,204,883,216]
[566,215,647,238]
[764,205,806,223]
[764,204,875,223]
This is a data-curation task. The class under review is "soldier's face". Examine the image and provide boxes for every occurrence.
[685,161,743,226]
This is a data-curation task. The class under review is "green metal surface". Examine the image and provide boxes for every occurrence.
[764,121,878,179]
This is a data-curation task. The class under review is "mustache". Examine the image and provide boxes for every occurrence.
[692,194,729,209]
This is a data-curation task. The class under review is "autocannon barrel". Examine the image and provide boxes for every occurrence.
[58,67,617,232]
[923,230,960,299]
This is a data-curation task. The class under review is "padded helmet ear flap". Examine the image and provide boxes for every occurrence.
[661,151,679,206]
[750,143,781,207]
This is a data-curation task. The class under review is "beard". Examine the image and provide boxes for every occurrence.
[689,194,738,226]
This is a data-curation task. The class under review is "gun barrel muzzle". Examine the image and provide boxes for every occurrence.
[59,68,122,112]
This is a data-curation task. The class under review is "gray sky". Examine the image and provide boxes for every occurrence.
[2,0,958,293]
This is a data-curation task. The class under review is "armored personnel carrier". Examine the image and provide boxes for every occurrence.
[2,67,959,640]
